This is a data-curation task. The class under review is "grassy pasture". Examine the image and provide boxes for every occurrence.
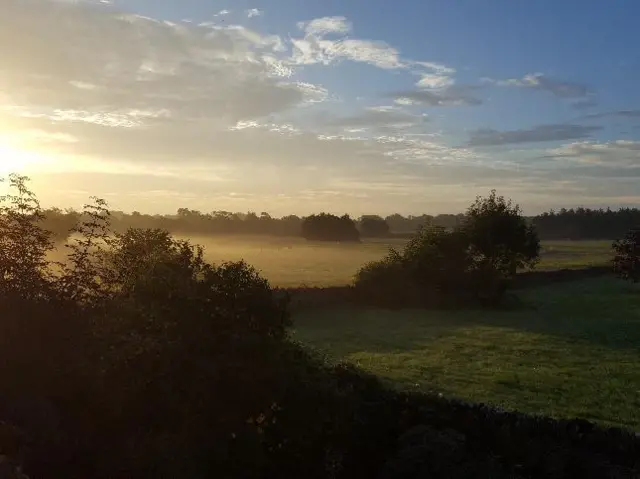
[48,235,612,287]
[169,236,613,287]
[293,277,640,430]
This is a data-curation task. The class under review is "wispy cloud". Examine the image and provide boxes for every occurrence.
[485,73,591,99]
[289,15,458,79]
[326,106,427,130]
[545,140,640,166]
[246,8,262,18]
[580,110,640,121]
[290,17,404,69]
[391,85,482,107]
[468,124,601,146]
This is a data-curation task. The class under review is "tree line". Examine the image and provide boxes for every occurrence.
[40,205,640,242]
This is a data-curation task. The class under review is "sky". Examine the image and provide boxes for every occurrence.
[1,0,640,216]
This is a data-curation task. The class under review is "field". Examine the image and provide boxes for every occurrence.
[51,233,635,428]
[294,277,640,430]
[179,235,638,429]
[170,235,613,287]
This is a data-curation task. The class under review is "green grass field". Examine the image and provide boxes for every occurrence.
[293,277,640,430]
[171,235,613,287]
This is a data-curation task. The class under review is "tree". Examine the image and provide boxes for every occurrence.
[301,213,360,242]
[612,227,640,283]
[359,216,390,237]
[354,191,540,307]
[462,190,540,278]
[0,174,55,301]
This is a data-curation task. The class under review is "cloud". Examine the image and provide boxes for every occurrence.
[326,106,427,130]
[580,110,640,121]
[291,15,412,70]
[298,16,352,37]
[246,8,262,18]
[0,1,475,181]
[467,124,601,146]
[545,140,640,166]
[391,86,482,107]
[289,16,459,82]
[0,1,320,130]
[7,1,613,214]
[487,73,591,99]
[412,61,456,89]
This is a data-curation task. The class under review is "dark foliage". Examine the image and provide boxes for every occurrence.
[612,227,640,283]
[355,192,540,308]
[532,207,640,240]
[301,213,360,242]
[462,190,540,278]
[359,216,391,237]
[384,213,466,234]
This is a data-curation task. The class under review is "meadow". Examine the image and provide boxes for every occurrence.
[50,233,634,429]
[294,277,640,430]
[177,235,638,430]
[172,235,613,287]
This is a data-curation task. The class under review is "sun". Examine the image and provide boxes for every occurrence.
[0,139,51,176]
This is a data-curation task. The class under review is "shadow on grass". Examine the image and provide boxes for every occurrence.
[293,277,640,429]
[293,275,640,353]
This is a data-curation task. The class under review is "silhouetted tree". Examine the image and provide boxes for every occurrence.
[301,213,360,242]
[462,190,540,278]
[359,216,390,237]
[355,191,540,307]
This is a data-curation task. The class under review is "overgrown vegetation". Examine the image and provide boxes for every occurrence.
[355,191,540,307]
[0,174,638,478]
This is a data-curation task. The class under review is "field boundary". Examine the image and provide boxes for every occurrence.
[282,265,612,310]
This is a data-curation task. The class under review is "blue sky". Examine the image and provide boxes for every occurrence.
[1,0,640,215]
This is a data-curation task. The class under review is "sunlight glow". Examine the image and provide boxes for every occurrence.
[0,135,53,176]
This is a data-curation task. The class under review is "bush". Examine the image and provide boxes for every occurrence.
[354,192,540,308]
[0,175,296,477]
[353,248,415,307]
[612,227,640,283]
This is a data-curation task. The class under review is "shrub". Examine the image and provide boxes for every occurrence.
[354,192,540,308]
[353,248,414,307]
[612,227,640,283]
[88,230,294,477]
[0,175,297,477]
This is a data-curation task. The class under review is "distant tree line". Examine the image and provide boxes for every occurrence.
[39,205,640,242]
[38,209,469,242]
[531,207,640,240]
